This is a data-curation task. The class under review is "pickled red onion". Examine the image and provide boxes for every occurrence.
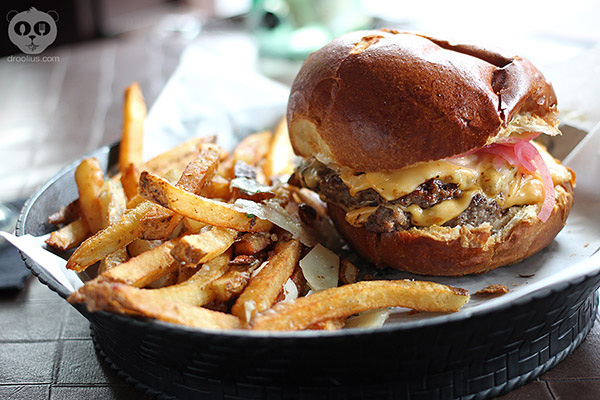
[514,140,555,222]
[455,137,555,222]
[481,143,519,165]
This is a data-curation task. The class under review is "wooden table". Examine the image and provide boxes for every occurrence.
[0,14,599,400]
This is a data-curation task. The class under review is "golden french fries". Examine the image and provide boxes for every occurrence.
[70,280,241,330]
[52,83,472,333]
[233,130,272,167]
[234,232,275,255]
[139,171,273,232]
[120,163,140,201]
[203,175,231,199]
[140,144,221,240]
[263,117,296,183]
[98,180,127,228]
[66,201,153,272]
[48,199,80,225]
[98,239,178,287]
[144,136,214,177]
[175,144,221,192]
[119,82,146,173]
[143,252,231,306]
[75,158,104,233]
[45,218,90,251]
[139,207,182,240]
[231,239,301,322]
[98,248,129,275]
[210,261,259,303]
[250,280,470,331]
[171,227,238,266]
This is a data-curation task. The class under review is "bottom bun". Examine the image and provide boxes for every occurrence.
[327,184,574,276]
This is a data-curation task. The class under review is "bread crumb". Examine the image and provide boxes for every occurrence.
[476,284,509,295]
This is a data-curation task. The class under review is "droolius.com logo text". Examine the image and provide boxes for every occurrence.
[6,7,60,62]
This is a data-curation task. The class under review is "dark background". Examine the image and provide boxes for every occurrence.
[0,0,176,57]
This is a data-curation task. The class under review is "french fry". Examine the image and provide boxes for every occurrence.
[175,144,221,192]
[146,272,178,289]
[139,206,182,240]
[128,238,161,257]
[98,247,130,275]
[210,260,260,303]
[177,265,199,283]
[144,251,231,306]
[126,194,145,209]
[217,156,235,180]
[263,117,296,183]
[98,180,127,228]
[250,280,470,331]
[48,199,81,225]
[66,201,153,272]
[139,171,273,232]
[182,218,207,234]
[203,175,231,200]
[275,264,308,303]
[69,281,241,330]
[120,163,140,200]
[119,82,146,173]
[97,181,126,276]
[140,144,222,240]
[99,239,178,287]
[231,239,300,322]
[75,158,104,233]
[234,232,275,255]
[143,136,214,177]
[45,218,90,250]
[171,227,238,266]
[233,130,272,167]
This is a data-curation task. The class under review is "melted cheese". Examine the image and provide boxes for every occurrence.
[503,175,544,208]
[340,161,478,201]
[407,189,479,226]
[340,145,572,227]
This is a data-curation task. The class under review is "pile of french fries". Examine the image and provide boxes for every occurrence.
[46,83,470,331]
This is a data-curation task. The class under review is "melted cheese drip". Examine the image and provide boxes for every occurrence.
[339,145,571,227]
[340,161,478,201]
[407,189,479,226]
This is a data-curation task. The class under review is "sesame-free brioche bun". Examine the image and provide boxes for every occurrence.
[327,182,573,276]
[287,30,558,172]
[287,30,575,276]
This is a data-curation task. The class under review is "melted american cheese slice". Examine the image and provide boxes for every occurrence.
[406,189,480,226]
[340,161,477,201]
[341,146,571,227]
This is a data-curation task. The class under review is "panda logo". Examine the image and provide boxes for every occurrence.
[7,8,58,55]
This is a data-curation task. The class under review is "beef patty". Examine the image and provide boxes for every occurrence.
[292,160,508,233]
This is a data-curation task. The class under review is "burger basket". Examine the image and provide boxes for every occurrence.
[16,141,600,400]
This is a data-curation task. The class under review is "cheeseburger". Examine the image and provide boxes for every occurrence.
[287,30,575,276]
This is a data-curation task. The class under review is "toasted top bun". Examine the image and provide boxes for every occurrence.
[287,30,558,171]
